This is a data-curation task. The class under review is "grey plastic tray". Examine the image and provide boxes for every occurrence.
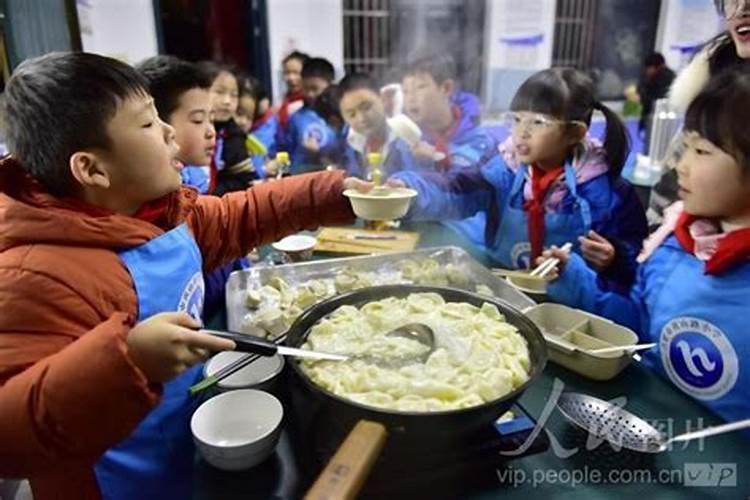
[225,246,536,332]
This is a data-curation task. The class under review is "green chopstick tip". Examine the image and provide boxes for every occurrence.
[189,375,217,396]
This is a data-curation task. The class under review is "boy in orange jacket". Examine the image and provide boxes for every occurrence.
[0,52,365,500]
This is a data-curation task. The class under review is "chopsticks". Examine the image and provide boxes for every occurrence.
[188,332,288,396]
[530,242,572,278]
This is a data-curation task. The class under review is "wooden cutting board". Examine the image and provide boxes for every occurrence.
[315,227,420,254]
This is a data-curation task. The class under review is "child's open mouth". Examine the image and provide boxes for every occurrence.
[516,144,531,156]
[734,22,750,42]
[172,158,184,171]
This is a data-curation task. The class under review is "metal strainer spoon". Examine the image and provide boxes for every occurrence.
[557,392,750,453]
[347,323,436,367]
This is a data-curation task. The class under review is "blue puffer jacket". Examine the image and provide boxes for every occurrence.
[284,106,340,174]
[395,149,647,289]
[340,126,433,179]
[548,234,750,425]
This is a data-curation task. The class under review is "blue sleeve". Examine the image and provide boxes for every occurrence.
[253,116,279,155]
[547,252,648,336]
[180,166,210,194]
[584,177,648,290]
[394,166,494,221]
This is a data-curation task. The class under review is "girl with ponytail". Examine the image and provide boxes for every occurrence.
[393,67,647,288]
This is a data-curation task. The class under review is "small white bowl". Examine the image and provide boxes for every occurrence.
[203,351,284,392]
[191,389,283,471]
[505,272,551,302]
[271,234,317,261]
[344,187,418,221]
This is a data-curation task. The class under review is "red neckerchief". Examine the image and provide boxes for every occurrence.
[430,106,462,172]
[524,164,565,262]
[674,212,750,275]
[366,134,386,154]
[252,108,275,131]
[62,195,171,226]
[278,89,305,129]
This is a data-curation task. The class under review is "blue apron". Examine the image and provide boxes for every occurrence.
[94,223,206,500]
[492,162,592,269]
[642,240,750,422]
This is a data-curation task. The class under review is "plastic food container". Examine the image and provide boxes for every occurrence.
[523,303,640,380]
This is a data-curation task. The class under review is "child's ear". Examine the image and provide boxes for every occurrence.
[439,79,455,97]
[566,123,587,146]
[69,151,111,189]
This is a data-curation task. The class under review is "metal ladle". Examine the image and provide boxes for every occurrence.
[345,323,436,367]
[557,392,750,453]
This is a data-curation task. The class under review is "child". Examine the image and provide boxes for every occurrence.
[137,56,248,320]
[401,51,500,251]
[236,74,279,178]
[199,62,254,195]
[136,55,216,194]
[0,52,364,500]
[338,72,431,178]
[543,67,750,424]
[284,57,340,174]
[277,50,309,131]
[394,68,647,288]
[401,51,498,172]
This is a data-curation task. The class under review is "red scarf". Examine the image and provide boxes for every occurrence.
[63,195,171,226]
[278,89,305,129]
[524,164,565,262]
[430,106,462,172]
[252,108,275,132]
[674,212,750,275]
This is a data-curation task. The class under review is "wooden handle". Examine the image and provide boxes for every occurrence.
[304,420,387,500]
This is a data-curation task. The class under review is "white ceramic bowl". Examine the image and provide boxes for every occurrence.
[344,187,418,221]
[271,234,317,261]
[203,351,284,392]
[505,272,550,302]
[191,389,283,471]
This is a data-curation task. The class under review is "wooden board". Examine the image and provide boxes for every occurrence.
[315,227,420,254]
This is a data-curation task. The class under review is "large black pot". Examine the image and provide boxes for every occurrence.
[285,285,547,441]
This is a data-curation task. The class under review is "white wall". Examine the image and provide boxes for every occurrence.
[76,0,159,65]
[482,0,557,113]
[266,0,344,101]
[656,0,723,70]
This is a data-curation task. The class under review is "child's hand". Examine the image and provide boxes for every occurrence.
[264,159,280,177]
[411,141,437,161]
[535,244,572,280]
[385,177,406,189]
[126,312,235,383]
[303,135,321,153]
[579,230,615,271]
[343,177,374,193]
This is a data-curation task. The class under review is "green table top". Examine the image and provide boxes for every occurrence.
[197,222,748,499]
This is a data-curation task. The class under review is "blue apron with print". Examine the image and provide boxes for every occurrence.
[643,240,750,422]
[94,223,205,500]
[492,162,592,269]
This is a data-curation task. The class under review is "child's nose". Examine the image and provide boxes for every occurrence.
[162,120,176,142]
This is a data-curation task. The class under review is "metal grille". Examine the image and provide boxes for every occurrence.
[552,0,597,68]
[343,0,392,80]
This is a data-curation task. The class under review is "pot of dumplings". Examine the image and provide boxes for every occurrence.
[284,284,547,440]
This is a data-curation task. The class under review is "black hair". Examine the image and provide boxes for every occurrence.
[510,67,630,176]
[402,49,456,84]
[684,66,750,173]
[644,53,666,67]
[136,55,212,122]
[313,84,343,129]
[301,57,335,82]
[337,72,379,100]
[2,51,149,196]
[282,50,309,67]
[238,74,268,102]
[704,32,746,75]
[196,60,237,84]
